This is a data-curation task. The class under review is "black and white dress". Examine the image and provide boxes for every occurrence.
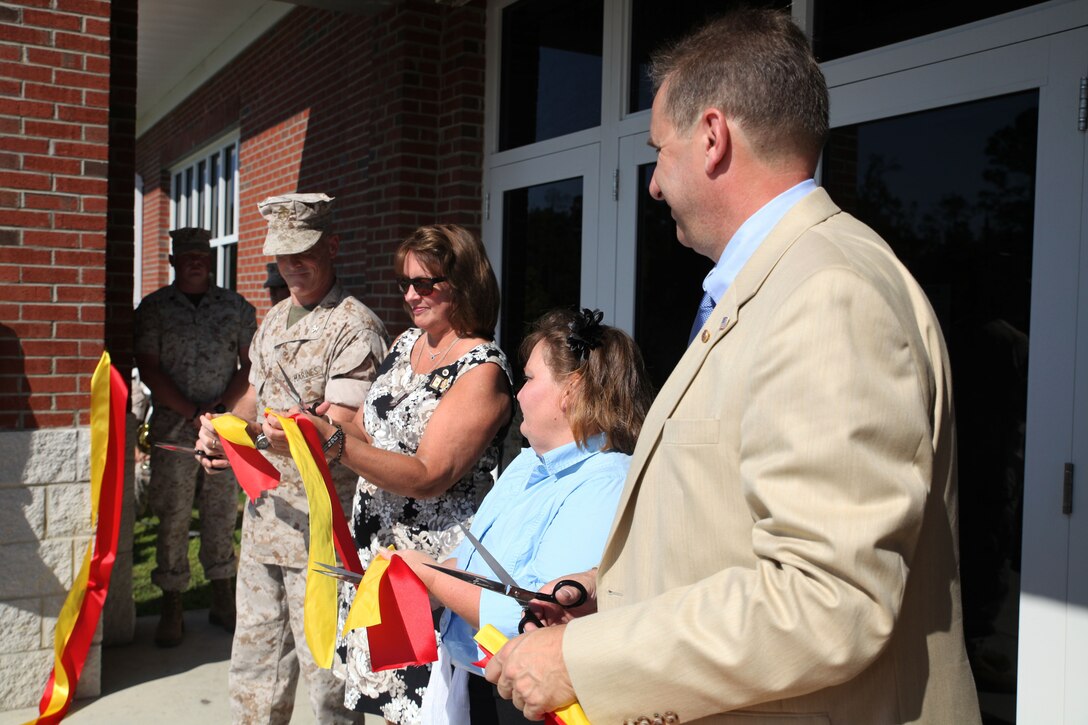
[340,328,510,724]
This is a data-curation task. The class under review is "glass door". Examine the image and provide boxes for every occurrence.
[825,15,1087,723]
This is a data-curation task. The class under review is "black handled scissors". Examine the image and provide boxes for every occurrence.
[424,565,587,632]
[426,522,588,632]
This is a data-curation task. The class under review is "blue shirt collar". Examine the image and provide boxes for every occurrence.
[528,434,607,486]
[703,179,817,303]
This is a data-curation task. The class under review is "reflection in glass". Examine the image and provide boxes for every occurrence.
[500,177,583,378]
[633,163,712,389]
[628,0,790,114]
[823,90,1038,724]
[814,0,1046,62]
[499,0,602,150]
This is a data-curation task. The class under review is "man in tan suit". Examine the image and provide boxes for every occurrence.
[485,9,981,724]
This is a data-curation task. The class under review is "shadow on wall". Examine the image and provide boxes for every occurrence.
[0,322,67,621]
[0,322,37,429]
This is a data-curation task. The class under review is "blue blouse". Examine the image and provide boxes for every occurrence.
[440,434,630,672]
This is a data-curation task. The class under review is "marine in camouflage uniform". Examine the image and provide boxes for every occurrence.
[134,227,257,647]
[211,194,389,725]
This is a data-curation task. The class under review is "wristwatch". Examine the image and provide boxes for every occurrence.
[255,433,271,450]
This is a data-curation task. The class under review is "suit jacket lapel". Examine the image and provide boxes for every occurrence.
[603,189,842,562]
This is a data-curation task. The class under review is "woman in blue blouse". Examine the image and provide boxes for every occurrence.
[385,308,653,724]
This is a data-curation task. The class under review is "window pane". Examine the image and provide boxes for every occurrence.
[499,0,603,150]
[813,0,1047,61]
[633,162,712,389]
[500,177,583,375]
[196,160,206,229]
[172,172,183,227]
[225,144,236,236]
[210,153,220,238]
[823,91,1038,723]
[628,0,790,114]
[219,243,237,291]
[184,168,194,227]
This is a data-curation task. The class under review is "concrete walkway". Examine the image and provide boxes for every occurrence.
[0,609,381,725]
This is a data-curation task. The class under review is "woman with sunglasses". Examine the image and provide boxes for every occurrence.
[282,224,514,723]
[382,308,654,724]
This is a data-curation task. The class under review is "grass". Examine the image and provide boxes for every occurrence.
[132,493,244,617]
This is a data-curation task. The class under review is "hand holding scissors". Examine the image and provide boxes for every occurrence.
[424,523,589,632]
[424,565,587,632]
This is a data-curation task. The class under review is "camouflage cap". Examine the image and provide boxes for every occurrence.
[263,261,287,289]
[169,227,212,256]
[258,192,334,255]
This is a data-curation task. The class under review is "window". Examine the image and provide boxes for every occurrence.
[170,134,240,289]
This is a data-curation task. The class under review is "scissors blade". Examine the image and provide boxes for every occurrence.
[312,561,361,582]
[154,441,210,458]
[424,564,512,597]
[456,521,522,590]
[276,361,315,413]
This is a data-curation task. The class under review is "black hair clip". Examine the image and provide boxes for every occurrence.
[567,308,605,363]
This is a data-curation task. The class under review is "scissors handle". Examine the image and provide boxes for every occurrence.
[515,579,589,633]
[517,608,544,634]
[550,579,589,609]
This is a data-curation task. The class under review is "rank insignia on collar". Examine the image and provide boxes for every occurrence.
[719,316,730,330]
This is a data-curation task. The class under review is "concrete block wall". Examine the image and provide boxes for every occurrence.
[0,428,101,710]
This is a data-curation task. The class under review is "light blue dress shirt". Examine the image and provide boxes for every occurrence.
[701,178,818,304]
[439,434,629,673]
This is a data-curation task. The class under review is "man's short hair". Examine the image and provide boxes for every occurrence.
[649,7,829,164]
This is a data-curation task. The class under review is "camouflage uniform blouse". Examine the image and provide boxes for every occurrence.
[134,283,257,438]
[244,281,388,567]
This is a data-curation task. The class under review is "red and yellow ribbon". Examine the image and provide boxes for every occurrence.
[27,352,126,725]
[210,414,280,501]
[473,624,591,725]
[267,410,342,668]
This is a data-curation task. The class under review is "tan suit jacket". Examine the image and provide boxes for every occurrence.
[564,189,980,724]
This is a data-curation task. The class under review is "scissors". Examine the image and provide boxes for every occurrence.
[426,523,588,632]
[153,441,220,459]
[312,561,361,582]
[276,361,319,415]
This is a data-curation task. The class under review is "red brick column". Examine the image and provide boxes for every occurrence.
[0,0,116,430]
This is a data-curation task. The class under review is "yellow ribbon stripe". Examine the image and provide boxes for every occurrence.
[30,353,111,724]
[211,413,258,446]
[267,411,339,669]
[473,624,592,725]
[342,552,391,635]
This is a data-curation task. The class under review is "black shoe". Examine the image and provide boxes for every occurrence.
[209,578,236,633]
[155,591,185,647]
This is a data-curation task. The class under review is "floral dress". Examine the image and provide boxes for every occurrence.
[340,328,511,723]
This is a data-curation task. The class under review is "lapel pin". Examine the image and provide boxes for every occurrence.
[719,316,730,330]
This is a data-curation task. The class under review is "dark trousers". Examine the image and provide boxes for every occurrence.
[466,671,534,725]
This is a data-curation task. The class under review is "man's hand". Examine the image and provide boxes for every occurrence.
[484,624,576,720]
[526,569,598,627]
[195,413,231,474]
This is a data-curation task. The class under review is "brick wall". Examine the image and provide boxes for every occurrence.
[135,0,487,336]
[0,0,115,429]
[0,0,138,712]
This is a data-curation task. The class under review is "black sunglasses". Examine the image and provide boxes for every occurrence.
[396,276,447,296]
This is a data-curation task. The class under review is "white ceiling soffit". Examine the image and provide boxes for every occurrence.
[135,0,419,139]
[137,0,293,138]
